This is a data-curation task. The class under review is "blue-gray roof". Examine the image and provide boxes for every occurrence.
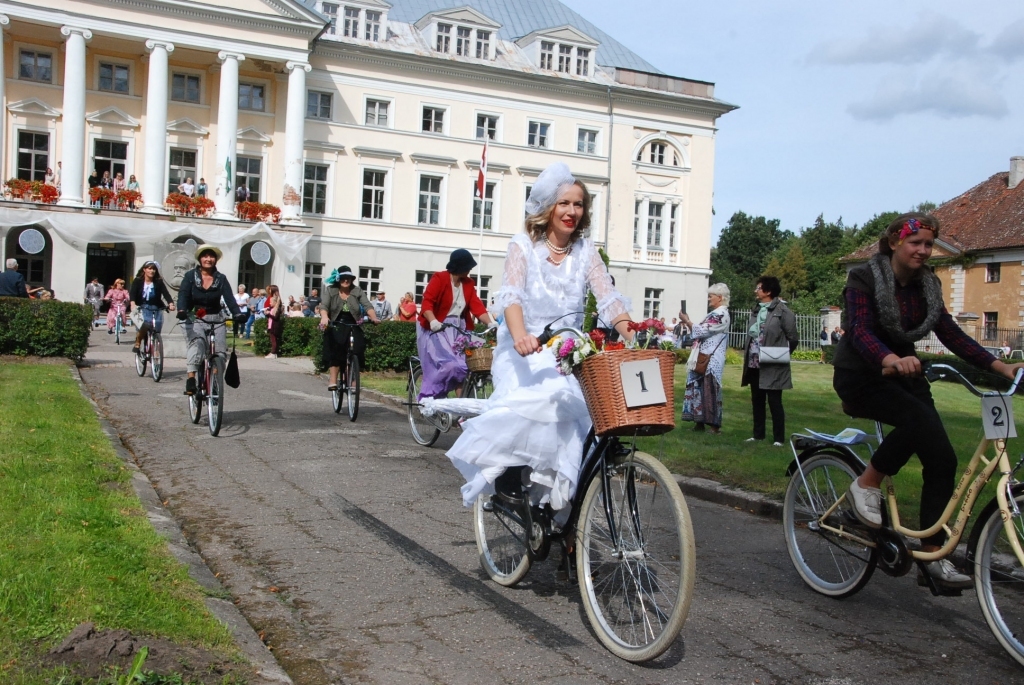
[384,0,662,73]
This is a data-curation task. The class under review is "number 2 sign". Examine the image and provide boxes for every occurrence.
[981,395,1017,440]
[619,359,667,408]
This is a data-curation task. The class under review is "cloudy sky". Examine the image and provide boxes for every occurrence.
[561,0,1024,240]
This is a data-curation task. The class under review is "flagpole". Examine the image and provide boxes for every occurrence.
[475,139,488,279]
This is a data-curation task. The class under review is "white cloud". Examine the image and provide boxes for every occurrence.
[848,66,1007,120]
[989,19,1024,60]
[808,11,979,65]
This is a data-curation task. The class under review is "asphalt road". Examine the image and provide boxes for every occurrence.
[78,333,1022,685]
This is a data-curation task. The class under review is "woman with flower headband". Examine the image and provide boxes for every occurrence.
[441,162,634,513]
[834,212,1024,588]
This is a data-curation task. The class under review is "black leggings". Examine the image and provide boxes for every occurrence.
[833,367,957,547]
[748,368,786,443]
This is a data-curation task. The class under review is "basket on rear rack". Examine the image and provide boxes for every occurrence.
[574,348,675,437]
[465,346,493,373]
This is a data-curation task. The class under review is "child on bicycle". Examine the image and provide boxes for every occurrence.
[834,212,1024,587]
[129,260,175,354]
[317,266,380,392]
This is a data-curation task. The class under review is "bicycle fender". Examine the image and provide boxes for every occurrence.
[785,444,867,478]
[965,481,1024,566]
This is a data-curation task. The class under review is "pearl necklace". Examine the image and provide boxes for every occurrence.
[545,237,572,255]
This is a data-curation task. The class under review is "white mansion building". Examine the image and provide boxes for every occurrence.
[0,0,735,317]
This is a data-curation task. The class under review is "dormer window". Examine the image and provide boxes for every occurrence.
[343,7,359,37]
[324,2,387,43]
[576,48,590,76]
[540,42,554,70]
[476,31,491,59]
[456,27,472,56]
[558,45,572,73]
[322,3,338,34]
[418,8,502,61]
[437,23,451,52]
[517,26,599,78]
[365,11,381,41]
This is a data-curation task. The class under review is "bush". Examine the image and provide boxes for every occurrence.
[791,349,820,361]
[0,297,93,361]
[253,318,417,373]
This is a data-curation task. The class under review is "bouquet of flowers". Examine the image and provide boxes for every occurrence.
[453,335,484,355]
[548,328,626,375]
[626,318,667,348]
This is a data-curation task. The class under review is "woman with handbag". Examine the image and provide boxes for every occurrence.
[679,283,731,434]
[741,276,798,446]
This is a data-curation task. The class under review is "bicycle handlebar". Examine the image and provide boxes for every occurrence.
[924,362,1023,398]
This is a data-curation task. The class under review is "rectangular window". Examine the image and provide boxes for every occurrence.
[456,27,472,56]
[527,121,549,149]
[99,62,130,93]
[93,139,128,181]
[986,263,1001,283]
[365,11,381,41]
[476,114,498,140]
[576,48,590,76]
[167,148,197,196]
[171,73,201,103]
[984,312,999,340]
[540,41,554,70]
[633,199,641,245]
[302,163,329,215]
[647,202,663,248]
[361,169,386,220]
[669,204,678,250]
[305,263,324,296]
[418,176,442,225]
[238,83,265,111]
[558,44,572,73]
[343,7,359,37]
[236,155,262,203]
[307,91,332,119]
[476,30,490,59]
[436,23,451,52]
[19,50,52,82]
[470,275,491,305]
[649,142,666,165]
[472,181,495,231]
[524,184,533,216]
[422,107,444,133]
[643,288,663,319]
[16,131,48,182]
[577,128,598,154]
[358,267,382,297]
[365,99,389,127]
[322,3,338,34]
[415,270,431,304]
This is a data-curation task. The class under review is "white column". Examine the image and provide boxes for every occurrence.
[0,16,9,175]
[58,26,92,206]
[213,51,244,218]
[281,61,310,224]
[142,40,174,213]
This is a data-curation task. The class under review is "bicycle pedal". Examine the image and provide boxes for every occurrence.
[916,575,964,597]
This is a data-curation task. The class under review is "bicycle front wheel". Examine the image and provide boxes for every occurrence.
[115,319,122,345]
[576,450,695,663]
[974,489,1024,666]
[188,384,202,424]
[135,344,147,376]
[347,355,360,422]
[332,385,343,413]
[783,451,877,598]
[408,366,440,446]
[474,495,531,587]
[151,335,163,382]
[208,358,224,436]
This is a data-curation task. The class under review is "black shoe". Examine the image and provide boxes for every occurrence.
[131,345,140,355]
[184,377,197,396]
[108,330,113,335]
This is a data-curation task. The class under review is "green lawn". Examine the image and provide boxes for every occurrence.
[0,362,238,683]
[365,362,1022,527]
[361,371,409,399]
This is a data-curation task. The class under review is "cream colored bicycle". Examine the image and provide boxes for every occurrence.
[782,363,1024,666]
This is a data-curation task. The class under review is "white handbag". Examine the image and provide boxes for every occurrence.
[759,346,790,364]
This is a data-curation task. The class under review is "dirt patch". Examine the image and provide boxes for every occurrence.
[43,622,250,683]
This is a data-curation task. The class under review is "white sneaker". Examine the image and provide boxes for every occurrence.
[847,479,883,528]
[265,353,277,359]
[745,437,760,442]
[772,442,784,447]
[920,559,972,589]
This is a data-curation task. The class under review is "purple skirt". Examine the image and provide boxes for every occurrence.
[417,315,469,400]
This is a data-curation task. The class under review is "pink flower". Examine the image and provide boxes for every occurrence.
[558,338,576,358]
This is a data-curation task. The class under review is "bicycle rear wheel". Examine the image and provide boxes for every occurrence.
[151,335,163,382]
[207,358,224,436]
[474,495,531,586]
[408,366,440,446]
[347,355,360,422]
[576,450,695,662]
[974,489,1024,666]
[782,450,878,598]
[466,372,493,400]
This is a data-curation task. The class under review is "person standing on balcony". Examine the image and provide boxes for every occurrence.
[178,177,195,197]
[197,178,208,198]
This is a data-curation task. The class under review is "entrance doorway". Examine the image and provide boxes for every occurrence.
[86,243,135,292]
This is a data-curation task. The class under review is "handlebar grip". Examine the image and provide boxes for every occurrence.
[537,327,553,346]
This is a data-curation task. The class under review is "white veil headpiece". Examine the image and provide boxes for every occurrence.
[525,162,577,215]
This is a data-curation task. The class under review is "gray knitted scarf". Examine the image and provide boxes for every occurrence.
[868,253,943,344]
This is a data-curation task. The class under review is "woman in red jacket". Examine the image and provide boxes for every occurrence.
[417,249,495,399]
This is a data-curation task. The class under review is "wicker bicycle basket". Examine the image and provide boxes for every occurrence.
[465,346,493,373]
[574,348,676,437]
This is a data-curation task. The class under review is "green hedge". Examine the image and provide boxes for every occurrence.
[253,318,417,373]
[0,297,93,361]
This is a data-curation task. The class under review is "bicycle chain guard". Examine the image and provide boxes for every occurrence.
[875,527,913,578]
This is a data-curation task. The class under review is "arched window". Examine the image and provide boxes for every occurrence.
[5,225,52,290]
[635,141,680,167]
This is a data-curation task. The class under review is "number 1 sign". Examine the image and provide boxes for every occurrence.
[981,395,1017,440]
[619,358,667,408]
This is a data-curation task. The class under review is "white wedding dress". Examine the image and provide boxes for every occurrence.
[442,233,630,510]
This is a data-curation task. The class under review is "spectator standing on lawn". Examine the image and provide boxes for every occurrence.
[263,285,283,359]
[304,288,321,317]
[0,258,28,297]
[84,276,104,316]
[245,287,262,339]
[819,325,830,363]
[373,291,393,321]
[679,283,731,434]
[741,275,798,447]
[831,326,842,344]
[287,302,304,317]
[233,284,249,337]
[396,292,417,322]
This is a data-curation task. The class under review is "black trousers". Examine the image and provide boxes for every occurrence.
[748,368,785,443]
[833,367,957,546]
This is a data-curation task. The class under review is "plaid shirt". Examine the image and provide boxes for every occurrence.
[846,283,995,370]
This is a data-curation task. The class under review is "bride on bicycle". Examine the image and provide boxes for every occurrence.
[834,212,1024,587]
[445,163,634,513]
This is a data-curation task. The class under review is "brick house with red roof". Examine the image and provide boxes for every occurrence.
[843,157,1024,349]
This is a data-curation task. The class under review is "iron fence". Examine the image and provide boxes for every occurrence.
[915,325,1024,359]
[727,308,823,351]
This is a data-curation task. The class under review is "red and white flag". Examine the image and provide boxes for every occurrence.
[476,138,488,199]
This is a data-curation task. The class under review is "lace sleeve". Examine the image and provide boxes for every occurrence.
[585,242,630,325]
[491,239,528,315]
